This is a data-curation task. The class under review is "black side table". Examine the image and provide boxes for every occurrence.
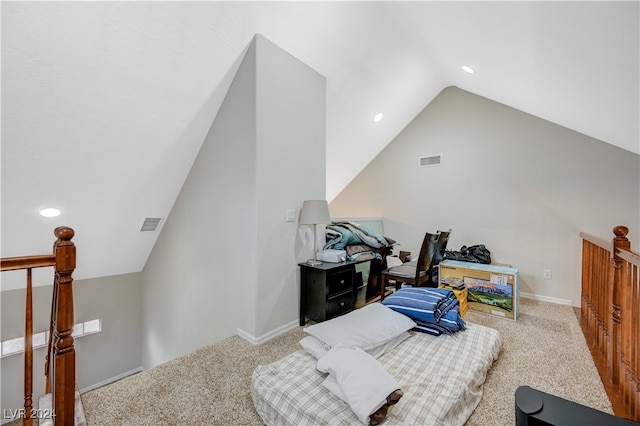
[299,260,361,326]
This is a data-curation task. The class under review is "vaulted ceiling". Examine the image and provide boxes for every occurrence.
[2,1,638,288]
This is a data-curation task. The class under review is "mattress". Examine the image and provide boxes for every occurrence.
[251,322,502,425]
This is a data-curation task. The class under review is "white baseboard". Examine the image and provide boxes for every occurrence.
[78,367,144,394]
[237,319,299,345]
[520,291,573,306]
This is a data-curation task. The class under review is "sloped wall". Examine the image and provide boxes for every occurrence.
[330,86,639,305]
[140,35,325,368]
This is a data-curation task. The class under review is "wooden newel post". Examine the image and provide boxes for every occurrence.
[52,226,76,425]
[610,226,630,386]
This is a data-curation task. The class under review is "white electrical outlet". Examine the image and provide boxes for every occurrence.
[543,269,552,280]
[286,209,296,222]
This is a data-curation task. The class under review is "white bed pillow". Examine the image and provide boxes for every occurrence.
[365,331,411,358]
[304,302,416,352]
[300,331,411,360]
[299,335,329,359]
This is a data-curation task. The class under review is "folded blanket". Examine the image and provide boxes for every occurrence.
[383,287,466,335]
[413,320,455,336]
[325,221,396,252]
[316,344,402,425]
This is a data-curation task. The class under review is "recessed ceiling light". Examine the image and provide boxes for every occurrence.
[462,65,474,74]
[40,208,61,218]
[374,113,384,122]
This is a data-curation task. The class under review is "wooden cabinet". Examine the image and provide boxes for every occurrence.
[299,261,360,326]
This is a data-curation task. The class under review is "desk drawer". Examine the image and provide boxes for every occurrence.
[327,269,353,295]
[326,291,354,318]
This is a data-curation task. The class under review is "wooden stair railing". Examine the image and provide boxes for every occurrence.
[580,226,640,422]
[1,226,77,425]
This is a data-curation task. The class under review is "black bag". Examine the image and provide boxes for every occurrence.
[466,245,491,264]
[444,244,491,264]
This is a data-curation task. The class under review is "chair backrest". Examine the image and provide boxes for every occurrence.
[430,229,451,285]
[415,232,440,281]
[434,229,451,266]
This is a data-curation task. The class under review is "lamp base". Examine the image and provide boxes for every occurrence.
[306,259,323,267]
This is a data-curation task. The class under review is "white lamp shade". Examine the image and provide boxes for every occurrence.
[299,200,330,225]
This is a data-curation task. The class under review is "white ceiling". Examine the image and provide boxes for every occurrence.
[2,1,638,289]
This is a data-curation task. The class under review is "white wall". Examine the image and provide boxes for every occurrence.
[254,36,326,336]
[330,86,640,306]
[1,34,326,412]
[140,38,257,369]
[140,35,325,369]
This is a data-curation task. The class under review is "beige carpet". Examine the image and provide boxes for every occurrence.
[78,298,612,425]
[464,298,612,425]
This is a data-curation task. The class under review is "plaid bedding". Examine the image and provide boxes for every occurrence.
[251,322,502,425]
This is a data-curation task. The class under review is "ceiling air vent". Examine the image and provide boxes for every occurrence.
[419,154,442,168]
[140,217,162,232]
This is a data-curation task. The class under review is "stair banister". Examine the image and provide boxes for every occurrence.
[0,226,77,425]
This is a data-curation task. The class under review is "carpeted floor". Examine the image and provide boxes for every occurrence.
[78,298,611,425]
[464,298,612,425]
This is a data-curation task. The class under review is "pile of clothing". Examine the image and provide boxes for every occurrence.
[382,287,466,336]
[324,221,396,261]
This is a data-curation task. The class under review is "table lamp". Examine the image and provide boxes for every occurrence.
[299,200,331,266]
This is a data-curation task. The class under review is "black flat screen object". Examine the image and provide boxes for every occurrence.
[515,385,639,426]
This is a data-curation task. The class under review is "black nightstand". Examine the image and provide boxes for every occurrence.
[299,261,362,326]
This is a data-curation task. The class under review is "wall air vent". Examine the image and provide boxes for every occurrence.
[419,154,442,168]
[140,217,162,232]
